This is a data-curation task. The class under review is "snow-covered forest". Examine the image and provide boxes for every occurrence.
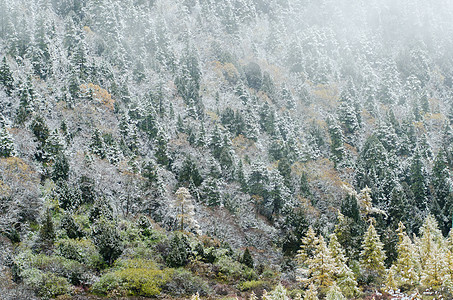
[1,0,453,298]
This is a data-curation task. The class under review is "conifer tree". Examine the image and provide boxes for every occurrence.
[241,247,254,268]
[303,235,337,289]
[328,233,359,298]
[0,125,15,157]
[384,267,398,291]
[432,150,452,235]
[175,187,201,234]
[0,57,14,96]
[303,283,319,300]
[393,222,418,286]
[325,282,345,300]
[444,231,453,286]
[296,226,320,266]
[417,215,446,288]
[265,283,289,300]
[327,116,345,167]
[360,221,386,281]
[37,209,56,251]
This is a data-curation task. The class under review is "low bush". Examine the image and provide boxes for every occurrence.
[238,280,268,291]
[163,268,211,296]
[92,259,173,297]
[21,268,71,299]
[56,238,103,269]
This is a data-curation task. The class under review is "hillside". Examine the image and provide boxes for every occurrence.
[1,0,453,299]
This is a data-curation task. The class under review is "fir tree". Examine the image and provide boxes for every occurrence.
[91,217,123,265]
[241,248,254,268]
[327,116,345,168]
[0,57,14,96]
[0,125,15,157]
[360,221,386,282]
[166,232,190,268]
[36,209,56,251]
[303,283,319,300]
[328,233,359,298]
[418,215,446,288]
[393,222,419,287]
[325,282,345,300]
[303,235,337,289]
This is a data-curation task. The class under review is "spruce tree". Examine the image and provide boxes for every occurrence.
[325,282,345,300]
[304,235,337,289]
[303,283,319,300]
[37,209,56,251]
[0,125,15,157]
[393,222,419,287]
[418,215,446,288]
[328,233,359,298]
[241,247,254,268]
[360,221,386,282]
[0,57,14,95]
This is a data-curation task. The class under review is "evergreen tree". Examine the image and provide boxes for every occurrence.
[325,282,345,300]
[360,221,386,282]
[303,283,319,300]
[241,248,254,268]
[393,222,419,287]
[166,232,190,268]
[264,283,289,300]
[409,150,428,211]
[175,187,201,234]
[296,226,320,267]
[60,212,83,239]
[303,235,337,290]
[91,217,123,265]
[327,116,345,167]
[0,57,14,95]
[432,150,452,235]
[417,215,446,288]
[328,233,359,298]
[36,209,56,251]
[52,153,69,182]
[0,125,15,157]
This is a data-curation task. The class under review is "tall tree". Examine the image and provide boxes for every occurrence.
[360,221,386,282]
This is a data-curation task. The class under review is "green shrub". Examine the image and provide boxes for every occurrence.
[163,268,211,296]
[92,259,173,297]
[14,250,95,286]
[214,256,244,281]
[22,268,71,299]
[56,238,103,269]
[238,280,267,291]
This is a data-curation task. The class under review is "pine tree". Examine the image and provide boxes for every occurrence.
[91,217,123,265]
[241,248,254,268]
[304,235,337,289]
[393,222,419,287]
[432,150,452,235]
[297,226,320,266]
[360,221,386,282]
[37,209,56,251]
[166,232,190,268]
[327,116,345,167]
[0,125,15,157]
[325,282,345,300]
[265,283,289,300]
[417,215,446,288]
[303,283,319,300]
[175,187,201,234]
[0,57,14,96]
[384,267,398,291]
[410,150,428,211]
[444,231,453,286]
[328,233,359,298]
